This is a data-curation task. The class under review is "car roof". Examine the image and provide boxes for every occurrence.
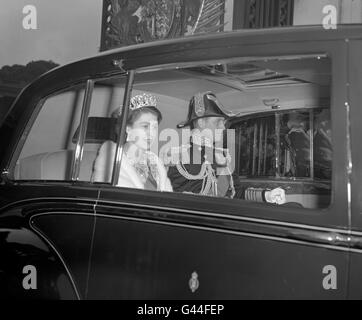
[75,24,362,61]
[94,24,362,59]
[31,24,362,83]
[9,24,362,115]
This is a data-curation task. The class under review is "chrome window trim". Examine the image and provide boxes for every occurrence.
[71,80,94,181]
[135,53,329,74]
[29,210,357,253]
[2,196,343,233]
[111,70,135,186]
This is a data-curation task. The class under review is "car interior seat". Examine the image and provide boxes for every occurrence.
[15,150,98,181]
[14,117,117,181]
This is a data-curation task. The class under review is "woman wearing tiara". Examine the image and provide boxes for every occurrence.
[92,93,173,192]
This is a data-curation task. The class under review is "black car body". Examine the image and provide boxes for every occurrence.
[1,26,362,299]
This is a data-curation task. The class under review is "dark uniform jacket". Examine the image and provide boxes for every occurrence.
[167,142,266,200]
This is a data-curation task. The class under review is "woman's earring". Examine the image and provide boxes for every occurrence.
[126,128,133,142]
[126,127,131,142]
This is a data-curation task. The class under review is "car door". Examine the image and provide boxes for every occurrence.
[345,38,362,299]
[0,80,102,299]
[86,31,351,299]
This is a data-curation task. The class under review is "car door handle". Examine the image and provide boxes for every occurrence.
[287,230,350,247]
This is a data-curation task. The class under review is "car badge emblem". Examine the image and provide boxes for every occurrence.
[189,271,199,293]
[194,93,205,117]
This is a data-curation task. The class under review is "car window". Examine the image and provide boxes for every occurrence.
[88,55,332,210]
[14,55,331,210]
[14,85,87,181]
[13,76,127,182]
[235,108,331,180]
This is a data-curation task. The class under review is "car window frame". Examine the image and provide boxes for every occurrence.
[96,41,349,229]
[5,81,87,182]
[4,37,350,229]
[6,69,133,184]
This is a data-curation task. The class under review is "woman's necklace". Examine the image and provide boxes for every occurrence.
[125,145,149,183]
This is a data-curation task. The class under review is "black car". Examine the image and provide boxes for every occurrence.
[1,25,362,299]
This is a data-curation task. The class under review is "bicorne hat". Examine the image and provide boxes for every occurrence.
[177,91,234,128]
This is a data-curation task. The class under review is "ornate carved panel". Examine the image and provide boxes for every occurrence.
[233,0,294,30]
[100,0,226,51]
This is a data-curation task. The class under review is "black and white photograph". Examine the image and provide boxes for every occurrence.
[0,0,362,303]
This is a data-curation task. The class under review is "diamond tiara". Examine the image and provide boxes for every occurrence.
[130,93,157,111]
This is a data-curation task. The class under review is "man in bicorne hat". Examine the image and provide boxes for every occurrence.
[166,91,286,204]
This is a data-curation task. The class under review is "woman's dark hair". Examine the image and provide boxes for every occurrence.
[126,107,162,126]
[110,107,162,142]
